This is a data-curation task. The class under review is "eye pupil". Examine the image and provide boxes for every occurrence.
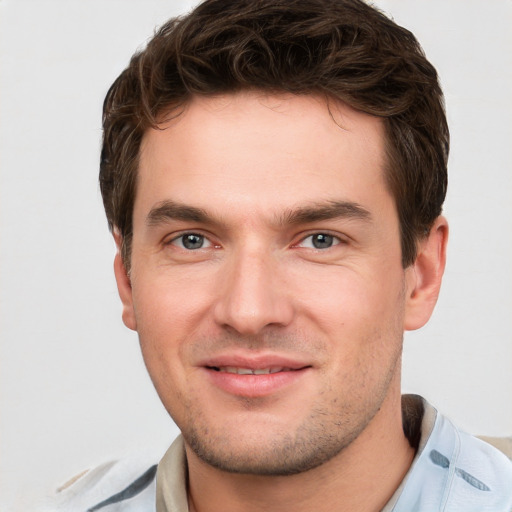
[312,234,333,249]
[182,234,204,249]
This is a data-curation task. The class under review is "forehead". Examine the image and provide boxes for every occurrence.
[136,92,390,221]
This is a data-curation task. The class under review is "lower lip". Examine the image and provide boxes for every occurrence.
[204,368,310,398]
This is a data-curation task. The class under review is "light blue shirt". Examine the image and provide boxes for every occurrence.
[387,399,512,511]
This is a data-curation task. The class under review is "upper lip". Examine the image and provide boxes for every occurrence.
[197,352,312,371]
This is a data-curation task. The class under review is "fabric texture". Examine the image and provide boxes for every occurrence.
[43,396,512,511]
[381,397,512,512]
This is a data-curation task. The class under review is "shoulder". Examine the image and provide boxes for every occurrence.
[448,428,512,510]
[393,398,512,512]
[39,454,158,512]
[425,410,512,511]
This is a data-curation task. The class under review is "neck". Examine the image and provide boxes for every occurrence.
[186,388,415,512]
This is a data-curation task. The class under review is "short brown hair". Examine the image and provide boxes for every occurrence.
[100,0,448,269]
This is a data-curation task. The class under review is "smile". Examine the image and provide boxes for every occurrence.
[210,366,295,375]
[204,363,310,398]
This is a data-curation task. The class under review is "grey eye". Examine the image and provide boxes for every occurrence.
[181,233,206,250]
[297,233,340,250]
[311,233,335,249]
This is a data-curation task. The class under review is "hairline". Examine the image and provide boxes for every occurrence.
[118,90,418,272]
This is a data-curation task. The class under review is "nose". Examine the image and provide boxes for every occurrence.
[213,246,294,335]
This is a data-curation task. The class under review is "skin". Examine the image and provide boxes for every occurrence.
[114,92,448,511]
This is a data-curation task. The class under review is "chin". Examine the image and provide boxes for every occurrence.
[182,409,366,476]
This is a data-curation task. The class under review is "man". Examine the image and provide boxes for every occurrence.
[50,0,512,510]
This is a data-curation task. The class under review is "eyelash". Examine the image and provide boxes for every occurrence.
[167,232,215,250]
[296,233,343,250]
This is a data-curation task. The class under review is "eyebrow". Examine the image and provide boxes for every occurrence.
[146,199,372,228]
[146,201,210,226]
[279,200,372,225]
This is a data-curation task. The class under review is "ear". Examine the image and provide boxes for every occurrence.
[113,231,137,331]
[404,216,448,331]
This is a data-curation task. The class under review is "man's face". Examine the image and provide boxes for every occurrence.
[117,92,417,475]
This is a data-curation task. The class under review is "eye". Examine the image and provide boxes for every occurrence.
[170,233,212,250]
[299,233,341,249]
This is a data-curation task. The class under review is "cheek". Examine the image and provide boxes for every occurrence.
[130,281,191,379]
[295,266,402,325]
[131,281,196,414]
[132,268,212,332]
[293,264,406,370]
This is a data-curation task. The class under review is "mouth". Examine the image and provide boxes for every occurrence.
[202,358,311,397]
[208,366,300,375]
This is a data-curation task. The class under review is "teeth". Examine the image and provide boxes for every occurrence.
[253,368,271,375]
[236,368,253,375]
[217,367,288,375]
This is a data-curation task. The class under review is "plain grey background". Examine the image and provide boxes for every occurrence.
[1,0,511,510]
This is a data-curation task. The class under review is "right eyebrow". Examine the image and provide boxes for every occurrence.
[146,200,211,227]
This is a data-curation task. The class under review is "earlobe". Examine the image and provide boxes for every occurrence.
[404,216,448,331]
[113,232,137,331]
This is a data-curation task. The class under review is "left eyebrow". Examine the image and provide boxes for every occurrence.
[278,200,372,226]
